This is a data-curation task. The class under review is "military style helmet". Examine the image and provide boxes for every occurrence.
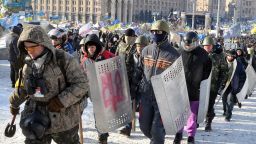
[151,20,170,34]
[183,31,198,45]
[135,35,149,46]
[202,36,214,46]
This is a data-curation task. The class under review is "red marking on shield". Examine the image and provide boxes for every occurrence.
[101,71,125,112]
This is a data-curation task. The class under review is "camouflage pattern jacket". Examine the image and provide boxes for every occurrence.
[209,52,229,92]
[9,26,89,134]
[115,40,136,79]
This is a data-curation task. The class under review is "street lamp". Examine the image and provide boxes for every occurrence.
[231,3,237,25]
[191,0,195,30]
[216,0,220,37]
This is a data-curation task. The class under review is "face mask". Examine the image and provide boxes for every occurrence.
[152,34,166,43]
[181,41,199,52]
[125,36,136,45]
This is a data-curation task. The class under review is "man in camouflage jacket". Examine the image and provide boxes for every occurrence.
[203,36,229,131]
[9,25,88,143]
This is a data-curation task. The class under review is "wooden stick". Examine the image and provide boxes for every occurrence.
[78,107,84,144]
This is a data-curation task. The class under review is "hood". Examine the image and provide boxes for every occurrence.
[17,25,56,56]
[84,34,103,59]
[11,26,22,35]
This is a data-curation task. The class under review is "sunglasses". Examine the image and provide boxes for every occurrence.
[24,44,40,50]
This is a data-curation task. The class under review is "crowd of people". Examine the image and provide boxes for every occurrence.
[5,20,256,144]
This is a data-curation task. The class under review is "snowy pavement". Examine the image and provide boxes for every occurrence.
[0,60,256,144]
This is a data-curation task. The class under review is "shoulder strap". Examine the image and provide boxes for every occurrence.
[55,50,67,84]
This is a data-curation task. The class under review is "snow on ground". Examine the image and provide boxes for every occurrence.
[0,60,256,144]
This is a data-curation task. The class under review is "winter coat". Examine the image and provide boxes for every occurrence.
[140,40,180,100]
[229,60,246,94]
[129,53,144,99]
[210,52,229,93]
[6,26,22,62]
[179,46,212,101]
[115,40,136,80]
[9,25,89,134]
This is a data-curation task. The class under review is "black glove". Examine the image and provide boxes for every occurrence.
[48,97,64,112]
[10,105,19,115]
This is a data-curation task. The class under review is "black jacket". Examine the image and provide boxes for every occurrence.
[179,46,212,101]
[6,26,22,62]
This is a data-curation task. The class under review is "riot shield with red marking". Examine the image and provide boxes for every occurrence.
[87,56,132,133]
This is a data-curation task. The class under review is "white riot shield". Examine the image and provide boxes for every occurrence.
[87,56,132,133]
[236,76,248,102]
[151,56,191,135]
[246,64,256,95]
[197,71,212,124]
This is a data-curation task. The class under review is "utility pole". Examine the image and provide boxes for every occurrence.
[216,0,220,37]
[192,0,195,30]
[33,0,37,21]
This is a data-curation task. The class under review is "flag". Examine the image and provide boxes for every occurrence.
[108,23,121,31]
[0,15,19,29]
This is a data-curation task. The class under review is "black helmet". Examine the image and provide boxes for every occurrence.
[183,31,198,45]
[182,31,199,51]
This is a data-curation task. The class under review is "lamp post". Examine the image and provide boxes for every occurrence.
[232,3,237,25]
[216,0,220,37]
[191,0,195,30]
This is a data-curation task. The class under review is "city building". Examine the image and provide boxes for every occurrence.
[32,0,134,23]
[132,0,187,22]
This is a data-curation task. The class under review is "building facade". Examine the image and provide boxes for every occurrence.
[132,0,187,22]
[186,0,226,19]
[228,0,256,21]
[32,0,134,23]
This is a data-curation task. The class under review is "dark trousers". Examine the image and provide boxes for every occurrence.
[206,90,218,123]
[222,86,236,119]
[25,125,80,144]
[139,96,165,144]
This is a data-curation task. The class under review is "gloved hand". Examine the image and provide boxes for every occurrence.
[10,105,19,115]
[218,85,225,95]
[48,97,64,112]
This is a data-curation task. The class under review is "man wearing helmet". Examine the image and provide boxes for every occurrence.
[202,36,229,132]
[174,31,212,144]
[139,20,180,144]
[222,50,246,122]
[48,28,74,54]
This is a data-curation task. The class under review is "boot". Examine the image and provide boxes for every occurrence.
[205,122,212,132]
[173,133,183,144]
[120,127,131,137]
[187,136,195,144]
[238,102,242,108]
[98,133,108,144]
